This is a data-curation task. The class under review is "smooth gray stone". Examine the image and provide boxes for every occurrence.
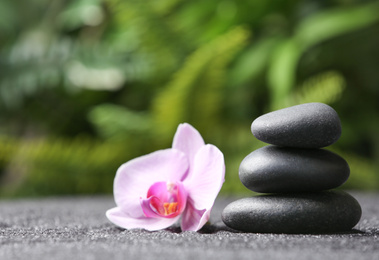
[222,191,362,234]
[239,145,350,193]
[251,103,341,148]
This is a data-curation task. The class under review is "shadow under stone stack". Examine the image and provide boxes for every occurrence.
[222,103,362,234]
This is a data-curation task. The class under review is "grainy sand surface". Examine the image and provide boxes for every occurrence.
[0,192,377,260]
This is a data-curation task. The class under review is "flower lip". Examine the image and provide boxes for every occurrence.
[141,181,188,219]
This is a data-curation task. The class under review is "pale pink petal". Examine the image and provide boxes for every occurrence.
[184,144,225,210]
[106,207,180,231]
[180,201,211,231]
[172,123,205,180]
[113,149,189,218]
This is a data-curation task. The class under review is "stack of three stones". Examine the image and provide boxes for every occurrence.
[222,103,362,234]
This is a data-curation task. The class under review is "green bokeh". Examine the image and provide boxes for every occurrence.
[1,0,379,197]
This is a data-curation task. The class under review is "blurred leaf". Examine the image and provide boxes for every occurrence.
[150,0,182,15]
[0,1,16,34]
[285,71,346,107]
[58,0,105,29]
[268,1,379,110]
[108,0,190,78]
[295,1,379,50]
[152,26,250,138]
[0,136,130,197]
[88,104,152,140]
[268,39,301,110]
[1,0,379,197]
[329,148,379,190]
[0,136,18,166]
[229,37,281,86]
[66,61,125,91]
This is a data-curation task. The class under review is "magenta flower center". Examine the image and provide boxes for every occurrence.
[144,181,187,218]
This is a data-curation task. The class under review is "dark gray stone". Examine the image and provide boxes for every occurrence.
[222,191,362,234]
[239,145,350,193]
[251,103,342,148]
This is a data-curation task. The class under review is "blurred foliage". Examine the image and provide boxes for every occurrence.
[1,0,379,197]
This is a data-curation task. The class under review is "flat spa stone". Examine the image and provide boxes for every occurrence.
[222,191,362,234]
[251,103,341,148]
[239,145,350,193]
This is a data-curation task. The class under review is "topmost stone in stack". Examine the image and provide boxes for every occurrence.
[241,102,348,193]
[251,102,341,148]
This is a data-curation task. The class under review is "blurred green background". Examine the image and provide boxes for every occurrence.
[1,0,379,197]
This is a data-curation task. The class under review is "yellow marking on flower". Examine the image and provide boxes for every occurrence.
[163,202,178,215]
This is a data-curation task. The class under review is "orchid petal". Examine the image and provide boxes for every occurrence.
[172,123,205,180]
[147,182,170,202]
[175,181,188,215]
[113,149,189,218]
[181,201,211,231]
[185,144,225,210]
[140,196,163,218]
[106,207,180,231]
[141,181,188,218]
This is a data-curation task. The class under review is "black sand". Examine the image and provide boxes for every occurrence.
[0,192,378,260]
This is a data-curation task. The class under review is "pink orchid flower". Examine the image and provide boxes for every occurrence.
[106,123,225,231]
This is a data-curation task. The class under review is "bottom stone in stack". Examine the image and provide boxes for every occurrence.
[221,191,362,234]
